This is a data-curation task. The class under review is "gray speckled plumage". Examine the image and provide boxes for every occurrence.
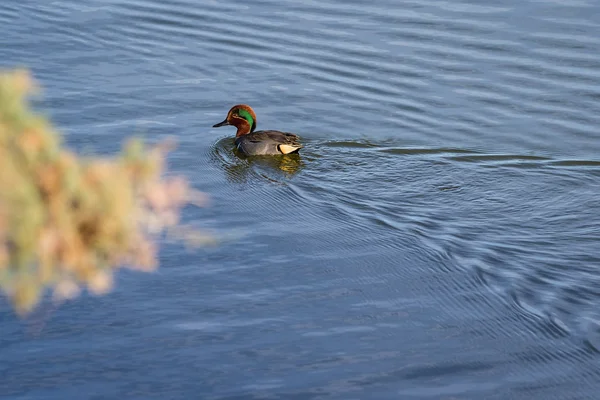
[235,130,303,156]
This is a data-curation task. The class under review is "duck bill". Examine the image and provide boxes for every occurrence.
[212,119,230,128]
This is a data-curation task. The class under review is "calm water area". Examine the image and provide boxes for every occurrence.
[1,0,600,398]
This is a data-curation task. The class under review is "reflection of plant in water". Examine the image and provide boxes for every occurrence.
[0,69,208,316]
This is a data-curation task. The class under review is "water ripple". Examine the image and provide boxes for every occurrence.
[3,0,600,398]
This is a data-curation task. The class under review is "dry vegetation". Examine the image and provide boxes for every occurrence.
[0,69,207,316]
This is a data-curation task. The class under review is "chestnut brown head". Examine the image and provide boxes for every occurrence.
[212,104,257,137]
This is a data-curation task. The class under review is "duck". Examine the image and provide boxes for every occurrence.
[212,104,303,156]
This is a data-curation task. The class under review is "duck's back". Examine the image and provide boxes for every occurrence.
[235,130,303,156]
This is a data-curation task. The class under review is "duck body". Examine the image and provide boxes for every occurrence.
[213,104,303,156]
[235,130,302,156]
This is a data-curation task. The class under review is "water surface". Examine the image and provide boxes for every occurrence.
[1,0,600,399]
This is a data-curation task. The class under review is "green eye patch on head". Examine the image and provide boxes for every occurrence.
[236,108,256,132]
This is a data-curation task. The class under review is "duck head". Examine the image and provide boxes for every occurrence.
[212,104,257,137]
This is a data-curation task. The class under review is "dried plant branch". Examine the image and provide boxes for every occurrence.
[0,69,208,316]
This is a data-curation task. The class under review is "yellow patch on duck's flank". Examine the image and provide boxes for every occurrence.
[278,144,300,154]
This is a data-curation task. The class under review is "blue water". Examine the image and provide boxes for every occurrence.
[1,0,600,399]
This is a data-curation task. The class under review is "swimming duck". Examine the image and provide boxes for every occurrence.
[212,104,303,156]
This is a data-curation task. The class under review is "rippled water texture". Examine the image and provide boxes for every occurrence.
[2,0,600,399]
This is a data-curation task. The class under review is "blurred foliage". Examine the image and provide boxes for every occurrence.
[0,69,208,316]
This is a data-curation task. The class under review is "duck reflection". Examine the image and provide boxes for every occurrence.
[213,138,304,184]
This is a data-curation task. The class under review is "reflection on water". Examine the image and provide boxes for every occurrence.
[212,137,304,183]
[233,151,304,178]
[2,0,600,399]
